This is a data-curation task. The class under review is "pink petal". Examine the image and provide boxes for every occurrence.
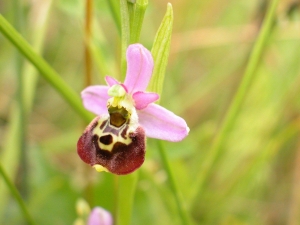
[105,76,119,86]
[124,44,154,93]
[137,104,189,142]
[133,91,159,110]
[81,85,110,115]
[88,207,113,225]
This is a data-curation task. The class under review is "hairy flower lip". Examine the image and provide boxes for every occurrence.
[77,116,146,175]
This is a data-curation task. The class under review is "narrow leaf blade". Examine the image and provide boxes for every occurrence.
[148,3,173,98]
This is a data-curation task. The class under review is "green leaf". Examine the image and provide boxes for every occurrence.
[148,3,173,98]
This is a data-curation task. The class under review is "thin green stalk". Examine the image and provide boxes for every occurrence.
[204,120,300,221]
[218,120,300,205]
[115,173,138,225]
[190,0,280,205]
[146,4,189,223]
[127,1,135,34]
[157,141,193,225]
[23,0,53,113]
[0,14,93,123]
[130,0,148,44]
[0,163,36,225]
[0,110,22,222]
[0,1,52,211]
[120,0,130,78]
[13,0,28,199]
[114,2,137,225]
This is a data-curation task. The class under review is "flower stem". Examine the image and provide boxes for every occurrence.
[129,0,148,44]
[0,163,36,225]
[157,141,193,225]
[115,173,138,225]
[190,0,280,205]
[85,0,93,87]
[120,0,130,79]
[114,3,138,225]
[127,1,135,35]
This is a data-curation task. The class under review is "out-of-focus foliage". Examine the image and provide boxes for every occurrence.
[1,0,300,224]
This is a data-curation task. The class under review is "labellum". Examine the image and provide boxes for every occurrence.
[77,106,146,175]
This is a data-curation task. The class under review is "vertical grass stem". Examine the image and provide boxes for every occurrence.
[191,0,280,205]
[120,0,130,78]
[0,164,36,225]
[0,14,93,122]
[13,0,28,199]
[158,141,193,225]
[115,173,138,225]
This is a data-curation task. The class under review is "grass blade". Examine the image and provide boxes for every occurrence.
[0,14,93,122]
[190,0,280,205]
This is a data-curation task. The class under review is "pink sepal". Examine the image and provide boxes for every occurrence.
[137,104,190,142]
[124,44,154,93]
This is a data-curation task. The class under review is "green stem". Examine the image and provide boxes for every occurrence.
[13,0,28,199]
[130,0,148,44]
[0,2,53,221]
[120,0,130,79]
[0,163,36,225]
[0,14,93,123]
[157,141,193,225]
[147,4,189,223]
[115,173,138,225]
[127,1,135,35]
[114,2,137,225]
[190,0,280,204]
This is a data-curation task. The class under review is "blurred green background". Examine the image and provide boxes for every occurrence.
[1,0,300,224]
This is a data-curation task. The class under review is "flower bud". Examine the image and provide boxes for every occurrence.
[88,207,113,225]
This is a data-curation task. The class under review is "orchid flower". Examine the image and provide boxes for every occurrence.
[77,44,189,175]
